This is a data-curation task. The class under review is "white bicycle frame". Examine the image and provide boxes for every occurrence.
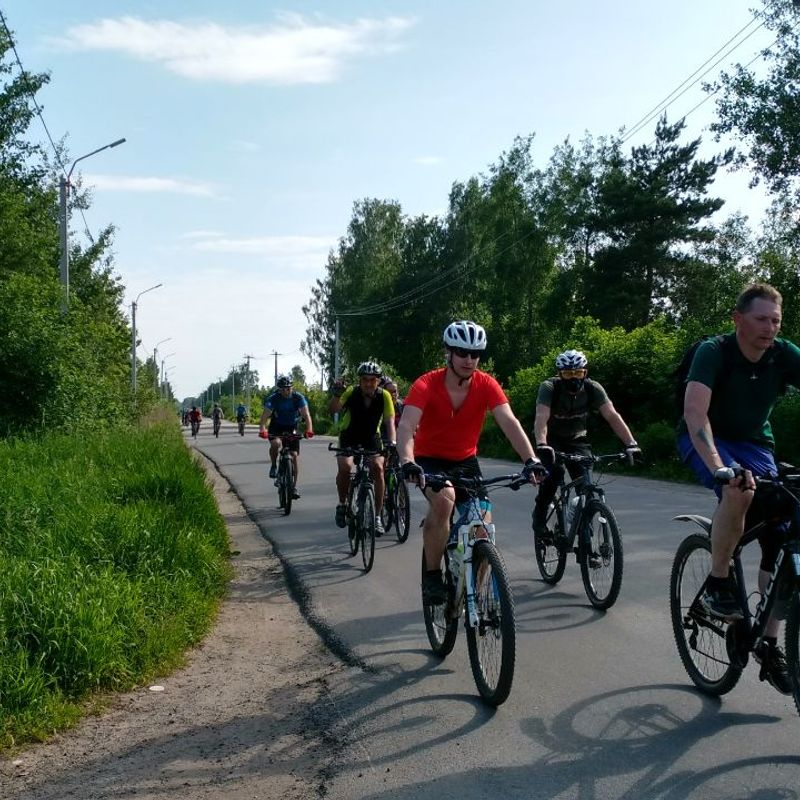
[447,494,496,629]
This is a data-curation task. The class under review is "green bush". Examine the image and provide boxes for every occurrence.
[0,424,231,749]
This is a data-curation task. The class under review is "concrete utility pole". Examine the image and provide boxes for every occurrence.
[130,283,162,396]
[244,354,254,414]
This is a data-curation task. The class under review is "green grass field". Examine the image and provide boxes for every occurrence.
[0,422,231,750]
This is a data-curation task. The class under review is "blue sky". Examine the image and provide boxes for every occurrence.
[3,1,773,400]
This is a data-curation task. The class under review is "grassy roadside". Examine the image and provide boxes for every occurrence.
[0,422,232,750]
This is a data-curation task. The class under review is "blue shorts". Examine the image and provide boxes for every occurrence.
[677,434,777,497]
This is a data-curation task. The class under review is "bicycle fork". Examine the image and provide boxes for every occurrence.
[449,522,496,628]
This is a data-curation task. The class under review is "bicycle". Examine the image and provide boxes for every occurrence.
[213,416,221,437]
[420,471,528,707]
[274,433,304,516]
[329,443,380,572]
[237,417,246,436]
[381,446,410,543]
[191,419,200,439]
[532,451,628,610]
[670,465,800,713]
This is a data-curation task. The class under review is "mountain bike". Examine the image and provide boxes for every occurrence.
[237,417,246,436]
[274,433,303,516]
[421,471,528,707]
[381,446,410,543]
[532,451,628,610]
[213,416,221,437]
[329,443,380,572]
[670,465,800,714]
[191,418,200,438]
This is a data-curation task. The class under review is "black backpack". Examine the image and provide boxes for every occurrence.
[673,334,789,419]
[550,377,599,409]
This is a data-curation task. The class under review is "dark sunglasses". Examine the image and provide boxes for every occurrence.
[451,347,482,359]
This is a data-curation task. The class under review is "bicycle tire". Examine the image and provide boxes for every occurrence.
[346,480,358,556]
[238,421,245,436]
[579,500,623,609]
[534,501,567,584]
[466,541,516,706]
[359,483,376,572]
[282,458,295,516]
[394,479,410,543]
[670,532,742,695]
[213,421,220,438]
[380,477,394,530]
[277,461,287,510]
[785,592,800,717]
[421,548,458,657]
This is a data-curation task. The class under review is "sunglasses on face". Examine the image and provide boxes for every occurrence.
[451,348,482,359]
[559,369,586,379]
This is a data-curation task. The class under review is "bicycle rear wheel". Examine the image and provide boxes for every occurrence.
[380,477,394,530]
[580,500,623,610]
[670,532,742,695]
[421,549,458,657]
[394,479,410,543]
[277,461,287,510]
[359,483,376,572]
[785,592,800,717]
[534,501,567,584]
[466,541,516,706]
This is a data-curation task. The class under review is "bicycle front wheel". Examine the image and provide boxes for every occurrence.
[580,500,623,610]
[421,549,458,657]
[282,459,296,516]
[466,541,516,707]
[380,479,394,530]
[784,591,800,717]
[346,482,358,556]
[394,479,410,543]
[534,501,567,585]
[359,483,376,572]
[670,532,742,695]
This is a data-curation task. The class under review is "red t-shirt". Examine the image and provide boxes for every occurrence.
[404,368,508,460]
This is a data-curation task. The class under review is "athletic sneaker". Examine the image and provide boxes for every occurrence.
[700,578,743,621]
[335,504,347,528]
[375,518,385,537]
[291,489,301,500]
[754,639,792,695]
[422,569,447,606]
[269,465,277,479]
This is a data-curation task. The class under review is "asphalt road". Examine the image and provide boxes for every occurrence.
[192,421,800,800]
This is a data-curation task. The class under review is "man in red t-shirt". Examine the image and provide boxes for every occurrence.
[397,320,544,604]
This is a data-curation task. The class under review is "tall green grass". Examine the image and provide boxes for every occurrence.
[0,424,231,749]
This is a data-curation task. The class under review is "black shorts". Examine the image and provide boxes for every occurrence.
[339,430,382,454]
[268,422,300,452]
[415,455,485,503]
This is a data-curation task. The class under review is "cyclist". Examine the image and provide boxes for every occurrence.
[236,402,247,423]
[330,361,395,535]
[678,282,800,694]
[212,403,224,422]
[531,349,640,541]
[259,375,314,499]
[397,320,545,604]
[188,405,202,432]
[380,379,404,448]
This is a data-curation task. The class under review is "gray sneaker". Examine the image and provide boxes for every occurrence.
[375,517,385,537]
[699,581,743,621]
[754,639,792,695]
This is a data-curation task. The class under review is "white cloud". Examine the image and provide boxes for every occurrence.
[85,173,216,197]
[229,139,262,153]
[413,156,442,166]
[190,233,334,256]
[57,14,415,84]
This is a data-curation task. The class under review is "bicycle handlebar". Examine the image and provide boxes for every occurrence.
[555,451,633,467]
[422,472,530,494]
[327,443,382,457]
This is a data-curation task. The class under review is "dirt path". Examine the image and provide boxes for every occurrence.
[1,452,345,799]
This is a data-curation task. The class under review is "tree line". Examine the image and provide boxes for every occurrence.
[302,0,800,463]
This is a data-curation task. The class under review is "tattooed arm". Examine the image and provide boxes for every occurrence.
[684,380,724,474]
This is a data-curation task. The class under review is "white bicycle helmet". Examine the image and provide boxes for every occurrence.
[555,349,588,370]
[357,360,382,377]
[442,320,487,350]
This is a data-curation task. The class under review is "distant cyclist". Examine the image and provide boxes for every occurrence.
[212,403,224,421]
[188,405,202,433]
[531,349,640,538]
[330,361,395,535]
[259,375,314,499]
[380,378,404,448]
[236,402,247,422]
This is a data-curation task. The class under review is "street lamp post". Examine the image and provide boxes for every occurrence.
[131,283,163,396]
[160,353,176,399]
[59,138,126,312]
[153,337,172,392]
